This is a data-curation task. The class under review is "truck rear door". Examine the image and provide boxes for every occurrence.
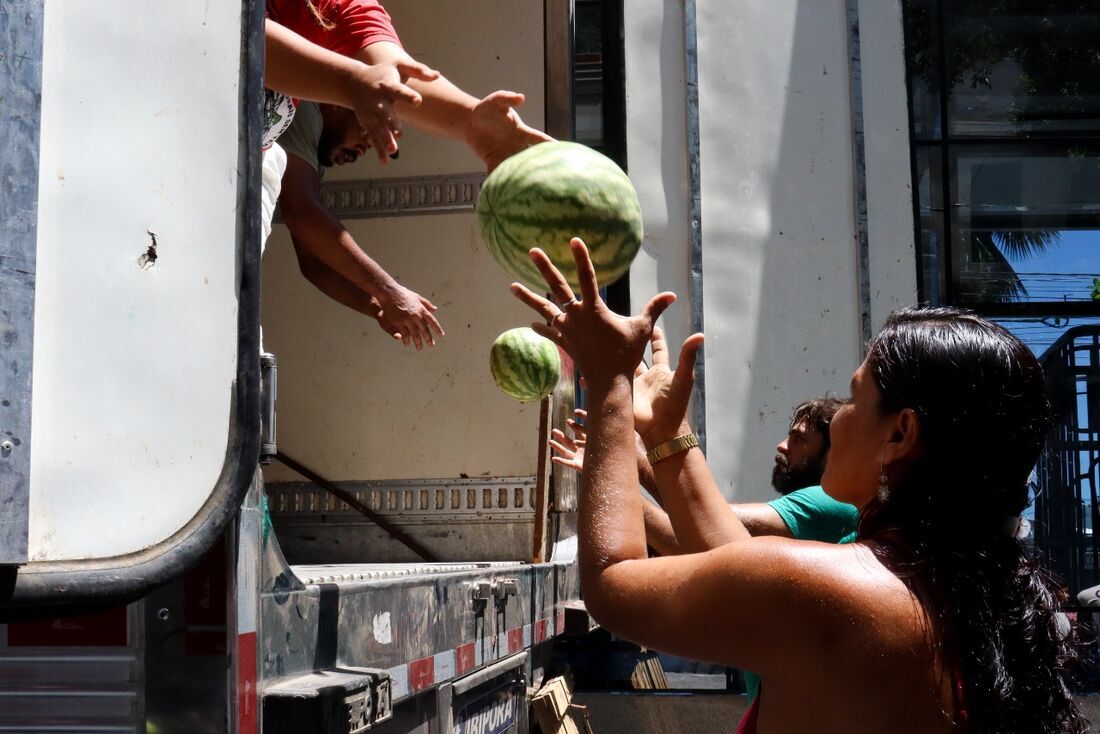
[0,0,263,608]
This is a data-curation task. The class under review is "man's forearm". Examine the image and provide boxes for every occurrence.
[292,244,383,319]
[282,201,397,301]
[643,499,681,556]
[266,19,370,109]
[648,438,752,553]
[402,76,477,141]
[356,43,474,140]
[638,450,661,504]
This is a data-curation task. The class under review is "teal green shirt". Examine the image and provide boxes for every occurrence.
[768,485,858,545]
[742,486,858,700]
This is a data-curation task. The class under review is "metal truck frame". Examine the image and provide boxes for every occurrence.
[6,1,1094,732]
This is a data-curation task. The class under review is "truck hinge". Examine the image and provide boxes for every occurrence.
[259,352,277,465]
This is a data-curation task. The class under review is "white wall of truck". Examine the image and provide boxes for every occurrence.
[627,0,918,502]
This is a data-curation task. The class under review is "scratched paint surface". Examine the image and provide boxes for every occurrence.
[28,1,244,560]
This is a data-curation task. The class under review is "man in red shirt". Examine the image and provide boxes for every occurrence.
[265,0,550,350]
[267,0,547,170]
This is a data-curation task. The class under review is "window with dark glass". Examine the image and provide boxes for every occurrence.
[904,0,1100,316]
[572,0,628,313]
[902,1,1100,612]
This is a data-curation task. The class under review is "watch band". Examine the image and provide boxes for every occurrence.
[645,433,699,465]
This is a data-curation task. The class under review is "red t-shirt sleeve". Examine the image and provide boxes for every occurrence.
[268,0,402,57]
[328,0,402,55]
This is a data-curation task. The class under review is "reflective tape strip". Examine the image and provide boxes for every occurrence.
[456,642,476,674]
[507,628,523,655]
[237,632,258,734]
[434,649,456,682]
[388,619,565,702]
[236,508,260,636]
[388,663,409,700]
[410,655,435,693]
[475,637,485,667]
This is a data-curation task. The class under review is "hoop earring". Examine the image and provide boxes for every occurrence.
[877,457,891,502]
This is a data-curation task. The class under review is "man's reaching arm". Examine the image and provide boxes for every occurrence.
[356,42,552,171]
[278,154,444,349]
[550,408,794,555]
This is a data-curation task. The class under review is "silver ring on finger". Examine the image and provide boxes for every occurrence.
[561,297,579,308]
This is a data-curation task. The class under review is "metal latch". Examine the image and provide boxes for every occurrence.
[260,352,277,464]
[493,578,519,602]
[263,667,391,732]
[472,580,494,604]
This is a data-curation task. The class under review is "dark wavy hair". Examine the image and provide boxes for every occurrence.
[859,307,1085,734]
[790,396,846,451]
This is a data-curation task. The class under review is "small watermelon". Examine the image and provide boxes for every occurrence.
[490,327,561,402]
[477,141,643,291]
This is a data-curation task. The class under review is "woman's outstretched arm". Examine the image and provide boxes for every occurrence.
[509,239,890,676]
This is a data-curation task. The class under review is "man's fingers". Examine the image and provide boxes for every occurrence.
[530,322,564,346]
[361,108,399,159]
[391,86,423,108]
[650,326,670,368]
[382,321,401,339]
[528,249,575,306]
[510,282,559,323]
[574,408,587,421]
[428,314,445,338]
[369,125,395,164]
[640,292,677,329]
[570,238,600,304]
[395,60,439,84]
[409,316,435,348]
[558,431,583,449]
[550,456,577,469]
[375,126,398,158]
[672,333,705,393]
[419,296,439,312]
[485,89,525,109]
[549,439,575,457]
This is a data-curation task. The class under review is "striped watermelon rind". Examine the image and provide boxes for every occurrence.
[490,327,561,402]
[477,141,643,291]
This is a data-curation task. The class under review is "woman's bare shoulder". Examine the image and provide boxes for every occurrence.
[714,537,928,638]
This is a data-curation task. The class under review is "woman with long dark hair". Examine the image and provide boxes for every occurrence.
[512,239,1085,733]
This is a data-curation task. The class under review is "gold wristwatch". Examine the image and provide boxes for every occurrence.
[645,433,699,465]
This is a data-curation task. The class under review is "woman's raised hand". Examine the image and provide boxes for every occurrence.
[509,239,676,392]
[549,409,588,473]
[633,327,704,447]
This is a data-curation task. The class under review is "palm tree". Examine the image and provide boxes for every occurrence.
[963,230,1063,304]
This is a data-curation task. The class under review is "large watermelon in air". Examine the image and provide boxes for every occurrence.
[490,327,561,402]
[477,141,643,291]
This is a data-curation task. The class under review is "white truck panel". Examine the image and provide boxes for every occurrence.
[627,1,915,502]
[261,214,548,481]
[697,0,861,501]
[29,2,245,559]
[260,0,547,484]
[858,1,919,331]
[624,3,694,355]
